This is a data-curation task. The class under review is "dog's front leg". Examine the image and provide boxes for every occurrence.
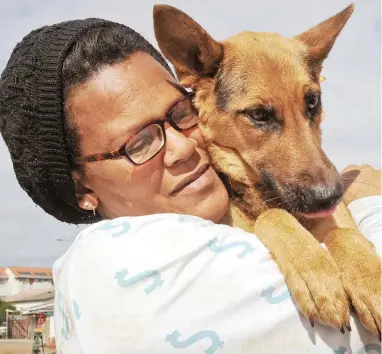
[313,202,381,339]
[254,208,350,331]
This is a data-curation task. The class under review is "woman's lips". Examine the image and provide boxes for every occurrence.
[170,164,214,196]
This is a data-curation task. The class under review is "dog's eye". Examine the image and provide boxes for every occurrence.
[245,108,271,122]
[242,107,280,131]
[305,92,321,118]
[307,95,319,109]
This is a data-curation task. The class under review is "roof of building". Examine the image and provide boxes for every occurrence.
[0,267,8,278]
[7,266,52,279]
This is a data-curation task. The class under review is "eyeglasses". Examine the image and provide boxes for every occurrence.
[74,92,198,166]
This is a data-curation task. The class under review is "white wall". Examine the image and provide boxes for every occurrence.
[4,269,53,296]
[31,281,53,291]
[0,279,8,297]
[6,275,22,296]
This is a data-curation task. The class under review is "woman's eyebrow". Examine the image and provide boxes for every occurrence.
[166,80,189,95]
[108,91,187,148]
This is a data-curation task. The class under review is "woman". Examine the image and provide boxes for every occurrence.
[0,19,380,353]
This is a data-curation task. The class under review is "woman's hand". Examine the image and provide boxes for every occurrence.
[341,164,381,206]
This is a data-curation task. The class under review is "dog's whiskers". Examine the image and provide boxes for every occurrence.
[278,199,295,214]
[263,195,282,204]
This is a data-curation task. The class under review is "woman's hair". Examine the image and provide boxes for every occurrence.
[0,19,174,224]
[63,25,174,163]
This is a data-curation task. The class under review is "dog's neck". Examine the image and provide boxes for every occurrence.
[219,172,268,232]
[220,204,254,233]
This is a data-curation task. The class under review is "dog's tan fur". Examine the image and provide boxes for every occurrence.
[154,4,381,337]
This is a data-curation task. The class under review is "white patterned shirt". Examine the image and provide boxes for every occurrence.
[53,196,382,354]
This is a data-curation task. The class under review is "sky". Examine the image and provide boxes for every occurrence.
[0,0,380,267]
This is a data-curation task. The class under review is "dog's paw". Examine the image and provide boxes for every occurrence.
[284,247,350,331]
[325,227,381,339]
[254,208,350,331]
[343,252,381,339]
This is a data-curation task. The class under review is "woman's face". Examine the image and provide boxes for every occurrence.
[68,52,229,223]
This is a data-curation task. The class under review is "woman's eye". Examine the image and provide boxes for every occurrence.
[171,98,198,128]
[175,110,190,121]
[126,139,150,155]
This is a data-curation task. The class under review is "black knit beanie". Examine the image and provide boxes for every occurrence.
[0,19,161,224]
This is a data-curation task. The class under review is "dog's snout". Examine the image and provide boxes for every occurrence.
[308,183,344,211]
[276,181,344,214]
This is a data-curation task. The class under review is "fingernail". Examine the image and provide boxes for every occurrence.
[309,317,314,328]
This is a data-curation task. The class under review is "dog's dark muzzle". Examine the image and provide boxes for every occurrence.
[260,171,344,213]
[278,182,344,214]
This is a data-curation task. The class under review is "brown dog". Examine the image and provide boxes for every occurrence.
[153,4,381,338]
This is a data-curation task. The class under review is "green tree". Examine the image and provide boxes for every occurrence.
[0,299,17,324]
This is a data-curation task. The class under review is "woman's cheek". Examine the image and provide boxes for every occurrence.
[129,154,164,192]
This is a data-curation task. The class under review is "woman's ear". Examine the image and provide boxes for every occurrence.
[72,170,99,211]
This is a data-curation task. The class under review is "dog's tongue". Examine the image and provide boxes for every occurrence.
[301,206,337,219]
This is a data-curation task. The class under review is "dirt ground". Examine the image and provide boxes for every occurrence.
[0,340,55,354]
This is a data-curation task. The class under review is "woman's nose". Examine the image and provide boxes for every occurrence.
[164,126,197,167]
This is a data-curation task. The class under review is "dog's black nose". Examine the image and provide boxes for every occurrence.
[306,183,344,212]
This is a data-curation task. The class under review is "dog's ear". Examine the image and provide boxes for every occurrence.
[153,5,223,85]
[295,4,354,73]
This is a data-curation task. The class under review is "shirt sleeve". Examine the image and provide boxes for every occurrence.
[54,201,382,354]
[348,195,382,254]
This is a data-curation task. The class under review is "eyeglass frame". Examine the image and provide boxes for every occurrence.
[74,92,197,166]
